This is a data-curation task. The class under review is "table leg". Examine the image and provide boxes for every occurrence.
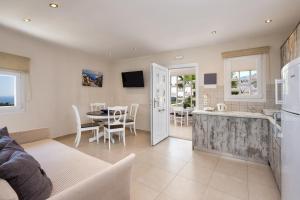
[89,131,115,144]
[89,131,104,143]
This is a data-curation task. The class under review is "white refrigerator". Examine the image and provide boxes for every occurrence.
[281,57,300,200]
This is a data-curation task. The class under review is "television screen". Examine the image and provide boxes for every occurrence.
[122,71,144,87]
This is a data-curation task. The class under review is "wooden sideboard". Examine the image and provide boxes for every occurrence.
[281,22,300,67]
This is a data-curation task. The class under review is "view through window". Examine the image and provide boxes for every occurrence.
[231,70,257,96]
[0,74,16,107]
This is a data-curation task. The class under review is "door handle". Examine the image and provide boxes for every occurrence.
[158,108,165,112]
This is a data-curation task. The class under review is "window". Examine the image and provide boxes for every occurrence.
[231,70,257,96]
[224,54,266,102]
[0,70,24,113]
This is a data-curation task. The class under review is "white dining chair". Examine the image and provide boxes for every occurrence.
[90,103,106,111]
[173,106,186,127]
[72,105,100,147]
[170,106,175,123]
[103,106,128,150]
[125,104,139,135]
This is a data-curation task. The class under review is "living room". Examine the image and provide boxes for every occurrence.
[1,1,300,200]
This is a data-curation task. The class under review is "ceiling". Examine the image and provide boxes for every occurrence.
[0,0,299,59]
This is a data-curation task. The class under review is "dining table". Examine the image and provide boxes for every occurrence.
[86,110,125,143]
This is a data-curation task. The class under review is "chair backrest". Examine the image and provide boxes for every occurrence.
[107,106,128,129]
[129,104,139,121]
[172,106,184,115]
[72,105,81,130]
[90,103,106,111]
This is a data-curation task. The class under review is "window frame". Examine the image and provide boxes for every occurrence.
[0,69,25,114]
[224,54,267,102]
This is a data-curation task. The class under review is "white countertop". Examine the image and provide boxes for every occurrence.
[192,110,281,131]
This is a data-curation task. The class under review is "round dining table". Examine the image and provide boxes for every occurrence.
[86,110,125,143]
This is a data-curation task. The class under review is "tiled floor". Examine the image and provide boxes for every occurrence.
[169,124,192,140]
[56,130,280,200]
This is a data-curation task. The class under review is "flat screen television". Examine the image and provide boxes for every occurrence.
[122,71,144,87]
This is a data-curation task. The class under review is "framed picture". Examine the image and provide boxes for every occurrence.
[82,69,103,87]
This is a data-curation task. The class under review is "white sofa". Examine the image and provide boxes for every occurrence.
[1,128,135,200]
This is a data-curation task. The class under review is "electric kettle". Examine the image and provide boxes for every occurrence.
[217,103,227,112]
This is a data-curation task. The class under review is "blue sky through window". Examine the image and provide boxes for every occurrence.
[0,75,15,97]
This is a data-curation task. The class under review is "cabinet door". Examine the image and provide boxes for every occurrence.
[192,115,208,149]
[247,118,269,163]
[269,124,275,172]
[234,118,249,159]
[208,116,235,154]
[274,139,281,191]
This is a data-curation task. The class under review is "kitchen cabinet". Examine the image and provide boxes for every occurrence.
[193,113,269,163]
[269,123,281,191]
[192,114,208,149]
[281,22,300,67]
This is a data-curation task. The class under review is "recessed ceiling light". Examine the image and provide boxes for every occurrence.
[211,31,217,35]
[49,3,59,8]
[23,18,31,22]
[175,55,184,60]
[265,19,272,24]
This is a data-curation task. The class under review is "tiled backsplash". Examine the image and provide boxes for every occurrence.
[198,84,280,113]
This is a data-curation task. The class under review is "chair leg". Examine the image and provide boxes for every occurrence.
[119,132,121,141]
[108,132,111,150]
[104,129,106,143]
[181,118,183,127]
[75,131,81,148]
[133,124,137,135]
[186,115,189,126]
[123,130,126,146]
[74,134,79,144]
[129,126,133,133]
[96,128,99,144]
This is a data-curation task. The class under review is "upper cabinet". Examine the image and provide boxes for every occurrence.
[281,23,300,67]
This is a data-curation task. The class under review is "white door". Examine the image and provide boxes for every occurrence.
[150,63,169,145]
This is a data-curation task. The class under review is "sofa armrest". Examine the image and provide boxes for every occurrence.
[10,128,50,144]
[48,153,135,200]
[0,178,19,200]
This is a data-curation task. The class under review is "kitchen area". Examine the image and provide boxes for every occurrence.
[192,22,300,200]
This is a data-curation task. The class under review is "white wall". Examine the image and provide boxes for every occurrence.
[0,25,288,135]
[111,33,287,131]
[0,26,112,138]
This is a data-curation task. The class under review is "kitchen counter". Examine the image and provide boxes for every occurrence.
[192,110,281,131]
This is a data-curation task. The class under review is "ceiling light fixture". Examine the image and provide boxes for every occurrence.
[211,31,217,35]
[175,55,184,60]
[23,18,31,22]
[49,3,59,8]
[265,19,272,24]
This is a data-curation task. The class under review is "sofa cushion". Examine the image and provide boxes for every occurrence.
[0,136,52,200]
[0,178,18,200]
[0,127,9,137]
[0,136,13,150]
[22,139,111,196]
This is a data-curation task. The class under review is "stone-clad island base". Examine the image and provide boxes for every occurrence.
[192,111,281,191]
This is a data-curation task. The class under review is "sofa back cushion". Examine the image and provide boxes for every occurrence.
[0,136,52,200]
